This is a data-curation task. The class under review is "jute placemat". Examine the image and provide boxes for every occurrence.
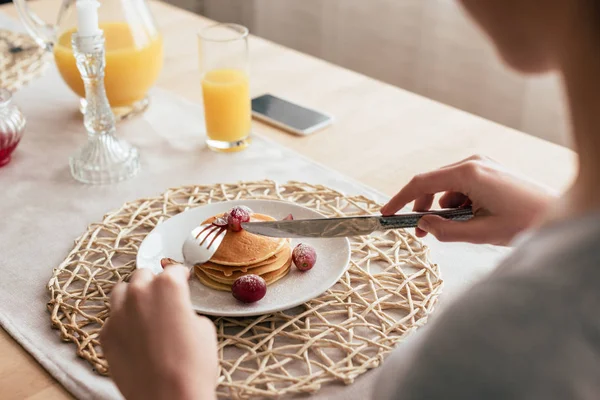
[0,29,48,91]
[47,180,443,398]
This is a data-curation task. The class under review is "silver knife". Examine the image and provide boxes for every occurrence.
[241,207,473,238]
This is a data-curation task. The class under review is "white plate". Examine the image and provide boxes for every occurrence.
[136,199,351,317]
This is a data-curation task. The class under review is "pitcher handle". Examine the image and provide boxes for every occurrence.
[14,0,59,51]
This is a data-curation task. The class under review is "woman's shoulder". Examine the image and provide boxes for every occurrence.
[374,217,600,400]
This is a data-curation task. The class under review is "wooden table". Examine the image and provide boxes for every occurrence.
[0,1,577,399]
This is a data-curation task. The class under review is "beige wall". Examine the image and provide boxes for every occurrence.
[170,0,570,147]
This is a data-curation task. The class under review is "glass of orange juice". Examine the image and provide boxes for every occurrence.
[198,23,251,152]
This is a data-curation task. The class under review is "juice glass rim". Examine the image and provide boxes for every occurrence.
[198,23,249,43]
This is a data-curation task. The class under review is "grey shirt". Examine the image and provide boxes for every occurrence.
[375,214,600,399]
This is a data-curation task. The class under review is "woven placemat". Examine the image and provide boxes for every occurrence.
[0,29,48,91]
[48,180,443,398]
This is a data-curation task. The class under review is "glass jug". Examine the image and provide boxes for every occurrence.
[15,0,163,120]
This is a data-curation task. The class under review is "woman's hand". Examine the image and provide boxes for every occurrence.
[380,155,556,245]
[100,260,218,400]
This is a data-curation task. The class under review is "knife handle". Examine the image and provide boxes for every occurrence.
[380,207,474,230]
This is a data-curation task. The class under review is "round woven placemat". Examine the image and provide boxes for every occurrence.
[48,180,443,398]
[0,29,48,91]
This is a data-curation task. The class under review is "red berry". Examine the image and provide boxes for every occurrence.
[292,243,317,271]
[238,205,253,214]
[228,206,251,232]
[282,214,294,221]
[232,274,267,303]
[160,258,179,269]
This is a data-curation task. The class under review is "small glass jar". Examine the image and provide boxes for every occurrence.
[0,88,26,167]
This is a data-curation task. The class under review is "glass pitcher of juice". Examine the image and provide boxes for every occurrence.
[15,0,163,120]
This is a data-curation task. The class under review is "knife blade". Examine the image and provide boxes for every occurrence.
[241,207,473,238]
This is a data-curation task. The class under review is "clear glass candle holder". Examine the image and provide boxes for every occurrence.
[69,32,140,184]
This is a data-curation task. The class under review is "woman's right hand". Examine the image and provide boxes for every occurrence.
[100,260,218,400]
[380,155,556,245]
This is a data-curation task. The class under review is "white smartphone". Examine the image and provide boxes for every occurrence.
[251,94,334,136]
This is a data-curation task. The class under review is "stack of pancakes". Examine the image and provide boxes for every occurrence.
[194,213,292,291]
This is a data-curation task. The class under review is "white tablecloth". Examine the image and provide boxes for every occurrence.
[0,12,510,400]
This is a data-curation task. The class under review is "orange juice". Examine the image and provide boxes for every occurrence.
[53,22,163,107]
[201,69,251,143]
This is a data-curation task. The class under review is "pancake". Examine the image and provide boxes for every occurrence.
[201,251,279,275]
[201,245,290,276]
[194,261,292,292]
[194,268,231,291]
[201,213,288,266]
[259,262,291,286]
[202,248,292,284]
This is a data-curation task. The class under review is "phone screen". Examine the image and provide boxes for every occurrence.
[251,94,332,133]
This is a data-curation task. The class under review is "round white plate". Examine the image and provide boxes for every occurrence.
[136,199,351,317]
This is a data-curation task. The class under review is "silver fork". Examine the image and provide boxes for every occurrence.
[161,224,227,272]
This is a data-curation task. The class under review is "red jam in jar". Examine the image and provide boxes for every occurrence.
[0,88,26,167]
